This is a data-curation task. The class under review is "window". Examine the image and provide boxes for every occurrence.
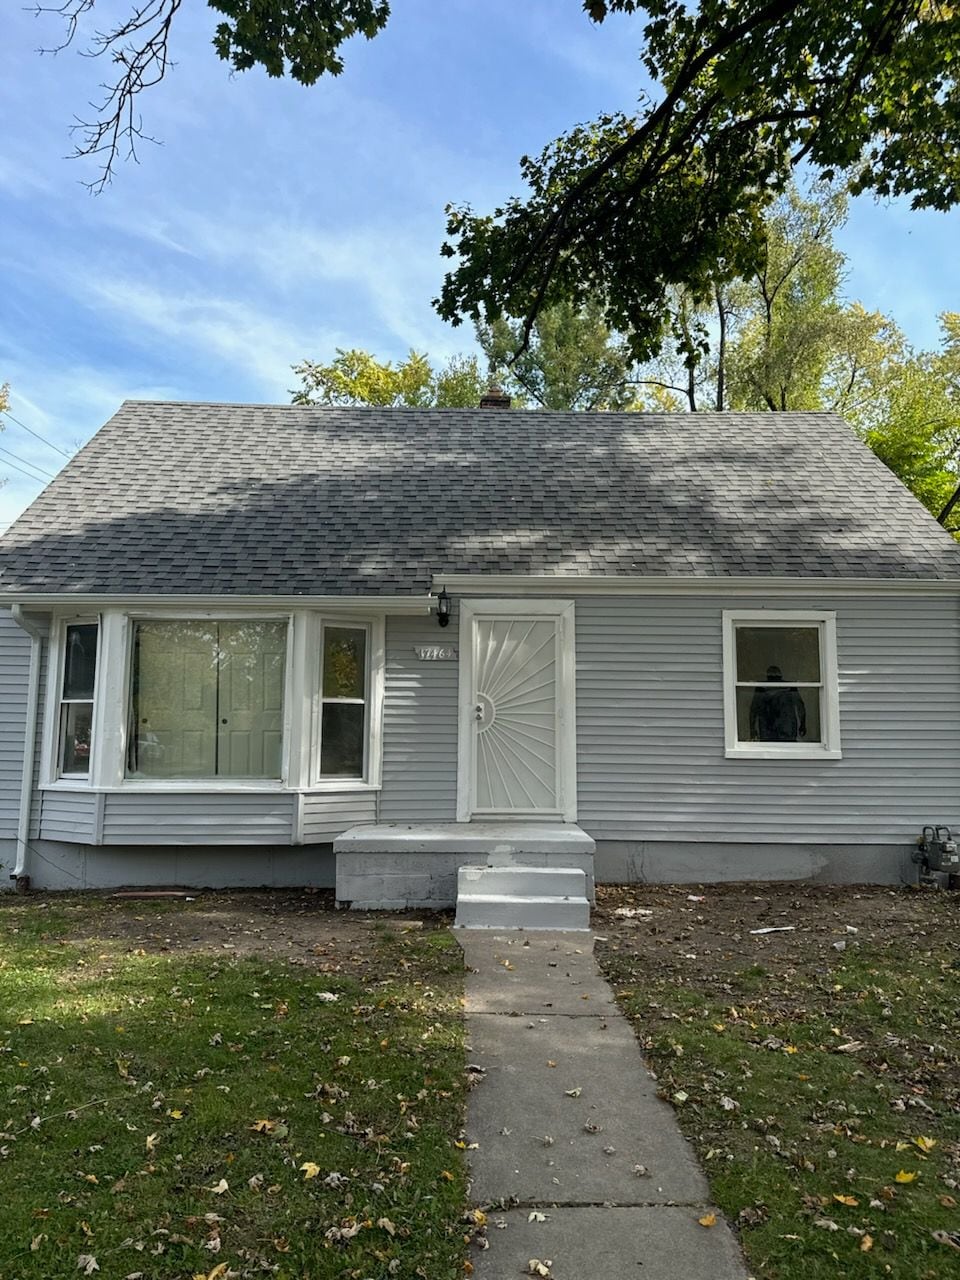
[722,612,841,759]
[44,609,384,791]
[58,622,99,777]
[319,625,368,778]
[126,619,288,779]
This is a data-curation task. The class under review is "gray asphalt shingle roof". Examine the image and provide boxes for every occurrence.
[1,400,959,595]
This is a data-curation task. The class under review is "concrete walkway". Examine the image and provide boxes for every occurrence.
[457,930,749,1280]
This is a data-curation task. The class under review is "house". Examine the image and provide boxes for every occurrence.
[1,399,959,909]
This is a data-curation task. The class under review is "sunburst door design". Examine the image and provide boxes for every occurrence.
[472,617,560,814]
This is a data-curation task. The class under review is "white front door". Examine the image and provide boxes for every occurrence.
[457,600,577,821]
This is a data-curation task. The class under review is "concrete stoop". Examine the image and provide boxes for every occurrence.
[334,821,596,911]
[454,864,590,930]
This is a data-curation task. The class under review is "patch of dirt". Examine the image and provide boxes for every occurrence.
[4,889,452,975]
[593,881,960,986]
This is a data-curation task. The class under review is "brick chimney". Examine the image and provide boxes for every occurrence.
[479,384,511,409]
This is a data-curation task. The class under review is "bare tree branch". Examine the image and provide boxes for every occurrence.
[34,0,183,191]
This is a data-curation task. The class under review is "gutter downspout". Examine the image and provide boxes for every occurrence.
[10,606,43,892]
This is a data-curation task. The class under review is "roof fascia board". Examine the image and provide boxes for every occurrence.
[433,574,960,596]
[0,593,433,614]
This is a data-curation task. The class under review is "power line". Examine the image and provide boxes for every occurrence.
[1,408,73,459]
[0,445,56,482]
[0,453,53,484]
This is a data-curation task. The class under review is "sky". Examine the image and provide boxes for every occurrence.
[1,0,959,529]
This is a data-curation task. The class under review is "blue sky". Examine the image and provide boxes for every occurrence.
[1,0,958,529]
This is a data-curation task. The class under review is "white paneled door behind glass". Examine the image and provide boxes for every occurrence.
[472,617,559,813]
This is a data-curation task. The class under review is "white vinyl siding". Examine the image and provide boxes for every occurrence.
[301,791,377,843]
[40,790,100,844]
[0,612,31,838]
[100,792,295,845]
[575,593,960,843]
[379,615,460,821]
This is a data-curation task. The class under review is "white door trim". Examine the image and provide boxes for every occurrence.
[456,598,577,823]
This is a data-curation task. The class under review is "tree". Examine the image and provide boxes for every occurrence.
[477,297,640,410]
[861,315,960,526]
[437,2,960,355]
[35,0,391,190]
[630,184,853,412]
[290,349,485,408]
[293,299,648,411]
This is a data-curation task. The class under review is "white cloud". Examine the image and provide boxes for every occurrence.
[82,276,344,393]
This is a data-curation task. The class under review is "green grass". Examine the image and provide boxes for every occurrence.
[599,903,960,1280]
[0,900,467,1280]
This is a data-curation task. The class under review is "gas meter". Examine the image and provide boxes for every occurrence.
[914,825,960,887]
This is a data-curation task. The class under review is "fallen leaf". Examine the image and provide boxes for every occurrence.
[913,1136,937,1153]
[377,1217,396,1235]
[526,1261,552,1277]
[300,1163,320,1180]
[206,1179,229,1195]
[932,1230,960,1251]
[564,1088,582,1098]
[894,1170,918,1184]
[76,1256,99,1275]
[167,1110,184,1120]
[698,1213,717,1228]
[249,1120,276,1134]
[833,1194,859,1207]
[528,1211,548,1223]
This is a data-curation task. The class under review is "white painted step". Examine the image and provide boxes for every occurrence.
[455,893,590,931]
[457,864,587,899]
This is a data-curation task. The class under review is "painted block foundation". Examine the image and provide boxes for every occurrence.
[0,839,336,892]
[0,838,920,900]
[593,841,917,887]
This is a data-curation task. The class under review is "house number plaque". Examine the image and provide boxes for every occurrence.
[415,645,458,661]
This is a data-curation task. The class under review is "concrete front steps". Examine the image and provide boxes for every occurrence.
[334,821,596,911]
[454,864,590,930]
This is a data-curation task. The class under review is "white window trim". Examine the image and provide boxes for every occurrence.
[40,607,386,794]
[722,609,842,760]
[42,615,102,786]
[305,614,384,789]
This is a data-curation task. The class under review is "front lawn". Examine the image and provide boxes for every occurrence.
[595,884,960,1280]
[0,893,466,1280]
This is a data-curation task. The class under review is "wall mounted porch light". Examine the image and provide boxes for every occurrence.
[435,585,451,628]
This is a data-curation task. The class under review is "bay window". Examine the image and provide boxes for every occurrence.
[43,608,384,790]
[722,611,841,759]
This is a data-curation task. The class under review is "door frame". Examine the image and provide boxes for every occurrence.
[456,598,578,823]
